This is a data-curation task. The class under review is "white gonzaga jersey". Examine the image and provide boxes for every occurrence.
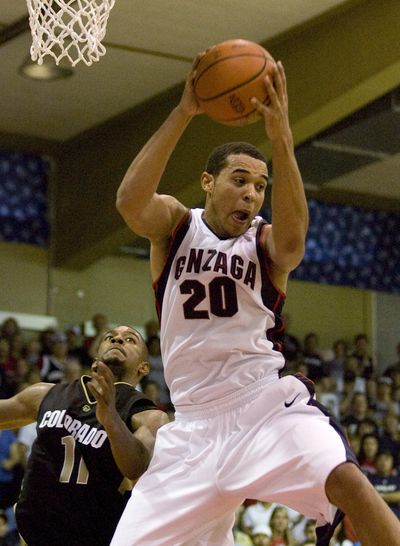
[154,208,286,407]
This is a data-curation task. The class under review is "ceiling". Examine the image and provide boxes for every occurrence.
[0,0,399,269]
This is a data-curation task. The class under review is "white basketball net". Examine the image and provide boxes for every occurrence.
[26,0,116,67]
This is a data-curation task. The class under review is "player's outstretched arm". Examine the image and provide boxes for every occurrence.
[252,61,309,273]
[0,382,54,429]
[88,362,169,480]
[116,60,203,244]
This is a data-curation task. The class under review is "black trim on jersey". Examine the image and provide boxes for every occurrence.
[256,221,286,353]
[153,209,191,324]
[80,376,140,406]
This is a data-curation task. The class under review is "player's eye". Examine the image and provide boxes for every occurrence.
[125,337,135,343]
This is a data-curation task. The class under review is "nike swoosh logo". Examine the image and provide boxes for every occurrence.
[284,393,300,408]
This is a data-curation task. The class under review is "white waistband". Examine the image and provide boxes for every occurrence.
[174,375,279,420]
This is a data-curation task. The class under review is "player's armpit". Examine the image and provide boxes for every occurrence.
[118,193,186,243]
[132,409,170,435]
[131,409,169,454]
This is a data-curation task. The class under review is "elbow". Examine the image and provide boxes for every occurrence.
[115,189,141,227]
[116,189,131,217]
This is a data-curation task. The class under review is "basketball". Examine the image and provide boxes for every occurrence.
[193,39,276,126]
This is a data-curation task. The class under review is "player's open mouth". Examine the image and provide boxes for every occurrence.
[232,210,250,223]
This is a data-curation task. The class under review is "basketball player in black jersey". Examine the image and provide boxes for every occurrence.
[0,325,169,546]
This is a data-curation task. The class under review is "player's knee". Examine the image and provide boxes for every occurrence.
[325,462,370,508]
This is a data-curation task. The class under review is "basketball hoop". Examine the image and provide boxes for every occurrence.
[25,0,116,67]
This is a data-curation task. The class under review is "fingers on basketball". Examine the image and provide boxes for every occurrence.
[193,39,276,126]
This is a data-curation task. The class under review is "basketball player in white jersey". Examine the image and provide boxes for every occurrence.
[111,55,400,546]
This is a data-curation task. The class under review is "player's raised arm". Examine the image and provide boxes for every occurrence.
[0,383,54,430]
[88,361,169,480]
[252,61,309,273]
[116,61,204,243]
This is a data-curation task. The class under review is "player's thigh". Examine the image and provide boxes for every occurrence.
[219,375,355,524]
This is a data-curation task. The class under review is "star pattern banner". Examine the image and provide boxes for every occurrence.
[0,150,49,247]
[1,150,399,293]
[291,200,400,294]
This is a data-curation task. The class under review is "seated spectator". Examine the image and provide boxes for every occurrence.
[40,332,74,383]
[22,338,42,368]
[379,414,400,467]
[367,451,400,519]
[13,358,34,393]
[0,319,21,348]
[347,434,361,460]
[343,356,366,393]
[341,392,370,436]
[374,376,395,423]
[338,370,358,418]
[355,417,378,439]
[322,338,348,392]
[268,506,297,546]
[358,433,380,474]
[351,333,376,380]
[233,505,253,546]
[302,333,324,382]
[315,376,340,419]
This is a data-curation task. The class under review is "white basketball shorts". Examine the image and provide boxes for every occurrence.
[110,373,357,546]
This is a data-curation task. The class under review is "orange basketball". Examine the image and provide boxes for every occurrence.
[194,39,276,126]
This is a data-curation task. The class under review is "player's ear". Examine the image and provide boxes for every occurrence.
[201,172,214,194]
[138,360,150,378]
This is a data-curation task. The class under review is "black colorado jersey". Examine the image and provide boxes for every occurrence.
[16,376,156,546]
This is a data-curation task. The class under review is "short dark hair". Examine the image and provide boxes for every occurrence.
[205,142,267,176]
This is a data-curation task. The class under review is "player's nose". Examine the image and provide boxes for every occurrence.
[243,186,256,202]
[110,335,123,344]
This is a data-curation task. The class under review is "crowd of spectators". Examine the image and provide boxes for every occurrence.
[0,313,399,545]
